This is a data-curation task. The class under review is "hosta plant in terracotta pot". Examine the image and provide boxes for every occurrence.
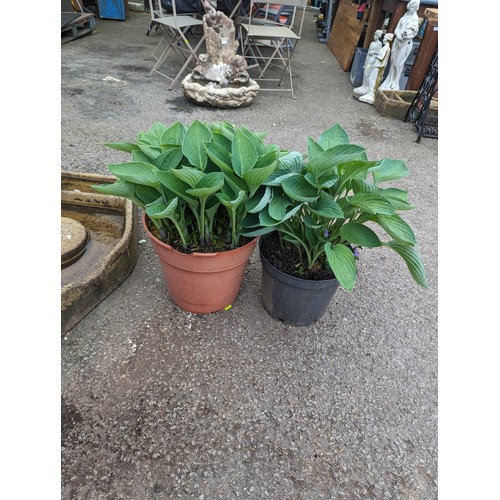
[92,120,294,313]
[241,123,428,325]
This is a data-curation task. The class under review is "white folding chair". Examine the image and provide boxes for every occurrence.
[147,0,205,90]
[239,0,307,99]
[146,0,202,36]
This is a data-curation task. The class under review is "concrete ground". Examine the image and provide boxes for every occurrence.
[61,8,438,500]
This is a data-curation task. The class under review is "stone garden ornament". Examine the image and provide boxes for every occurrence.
[181,0,259,108]
[353,29,383,97]
[359,32,394,104]
[379,0,420,91]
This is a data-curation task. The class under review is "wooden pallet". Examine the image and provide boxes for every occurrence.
[61,12,96,44]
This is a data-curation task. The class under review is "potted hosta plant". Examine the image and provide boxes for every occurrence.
[241,123,428,325]
[92,120,292,313]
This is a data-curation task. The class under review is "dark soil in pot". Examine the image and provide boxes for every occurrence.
[259,231,335,281]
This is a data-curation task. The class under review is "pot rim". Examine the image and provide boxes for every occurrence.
[142,212,258,257]
[259,233,339,286]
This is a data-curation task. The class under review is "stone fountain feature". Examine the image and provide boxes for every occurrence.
[181,0,259,108]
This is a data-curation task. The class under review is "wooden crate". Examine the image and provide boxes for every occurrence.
[375,90,438,121]
[61,12,96,44]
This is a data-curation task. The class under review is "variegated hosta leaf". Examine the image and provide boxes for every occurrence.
[324,243,357,291]
[182,120,212,170]
[282,174,319,203]
[232,130,258,177]
[339,222,382,248]
[108,162,160,189]
[348,192,396,215]
[383,241,429,288]
[160,122,185,146]
[375,214,416,245]
[318,123,350,150]
[371,159,409,183]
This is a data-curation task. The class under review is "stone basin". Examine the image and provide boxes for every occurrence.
[182,74,260,108]
[61,171,138,335]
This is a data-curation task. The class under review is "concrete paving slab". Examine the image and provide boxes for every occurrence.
[61,10,438,500]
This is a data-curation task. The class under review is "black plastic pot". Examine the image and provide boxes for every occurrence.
[259,239,340,326]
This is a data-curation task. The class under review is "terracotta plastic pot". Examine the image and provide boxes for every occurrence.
[143,214,257,314]
[259,236,339,326]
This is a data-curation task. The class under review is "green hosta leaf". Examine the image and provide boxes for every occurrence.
[308,197,344,219]
[318,123,350,149]
[371,159,409,183]
[146,196,179,219]
[383,241,428,288]
[324,243,357,291]
[276,151,303,173]
[108,162,160,189]
[382,195,414,211]
[307,137,323,160]
[348,192,396,215]
[350,178,379,194]
[307,144,366,179]
[375,214,416,245]
[182,120,212,170]
[170,167,205,189]
[102,141,138,153]
[241,212,261,228]
[205,141,233,174]
[303,215,323,229]
[280,203,303,223]
[304,172,339,189]
[216,189,246,209]
[91,180,141,204]
[132,149,154,163]
[137,132,160,147]
[246,186,272,213]
[239,226,276,237]
[241,126,266,156]
[186,172,224,198]
[255,150,278,170]
[147,122,168,139]
[259,207,282,226]
[338,160,378,185]
[381,187,409,201]
[219,121,236,141]
[268,192,292,220]
[232,130,258,176]
[263,169,296,186]
[157,171,196,203]
[153,146,183,171]
[137,144,162,161]
[160,122,185,146]
[282,174,319,203]
[135,185,162,205]
[211,132,232,151]
[243,163,277,197]
[340,222,382,248]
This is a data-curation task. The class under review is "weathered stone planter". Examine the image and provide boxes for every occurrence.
[182,74,260,108]
[61,172,138,335]
[375,90,438,121]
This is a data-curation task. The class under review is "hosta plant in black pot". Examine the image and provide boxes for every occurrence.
[91,120,295,314]
[241,123,428,325]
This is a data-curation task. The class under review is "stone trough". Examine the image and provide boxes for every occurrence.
[61,172,138,335]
